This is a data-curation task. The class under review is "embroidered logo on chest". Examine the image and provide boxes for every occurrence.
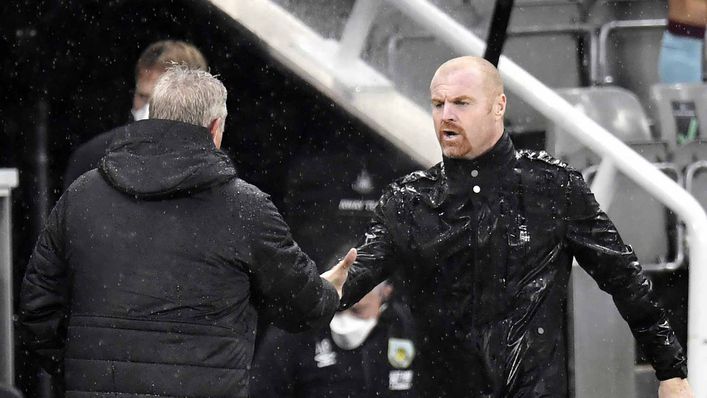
[314,338,337,368]
[389,370,414,390]
[519,224,531,243]
[388,338,415,369]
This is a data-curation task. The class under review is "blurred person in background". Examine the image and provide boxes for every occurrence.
[251,278,417,398]
[63,40,208,188]
[659,0,706,84]
[18,66,354,398]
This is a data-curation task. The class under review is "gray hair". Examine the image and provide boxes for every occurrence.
[149,65,227,128]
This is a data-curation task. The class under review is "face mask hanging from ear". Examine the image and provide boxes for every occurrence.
[131,103,149,121]
[329,312,378,350]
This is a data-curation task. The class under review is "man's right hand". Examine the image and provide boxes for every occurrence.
[658,378,694,398]
[321,248,357,299]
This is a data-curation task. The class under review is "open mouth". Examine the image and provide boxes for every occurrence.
[443,130,459,138]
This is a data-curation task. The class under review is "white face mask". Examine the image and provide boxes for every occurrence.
[131,103,149,121]
[329,312,377,350]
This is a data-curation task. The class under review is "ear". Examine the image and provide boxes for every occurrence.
[207,118,223,148]
[495,94,507,119]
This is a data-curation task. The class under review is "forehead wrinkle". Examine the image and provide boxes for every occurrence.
[431,56,503,97]
[431,92,474,103]
[430,76,481,105]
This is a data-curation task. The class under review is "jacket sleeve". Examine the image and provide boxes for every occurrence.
[340,190,398,309]
[246,191,339,332]
[17,195,71,376]
[564,170,687,380]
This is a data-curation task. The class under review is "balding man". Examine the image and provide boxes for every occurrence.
[339,56,692,397]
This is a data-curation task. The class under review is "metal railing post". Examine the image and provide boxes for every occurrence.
[337,0,379,63]
[588,28,601,85]
[590,158,617,212]
[0,168,19,386]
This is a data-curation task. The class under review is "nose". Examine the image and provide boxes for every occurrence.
[441,102,455,121]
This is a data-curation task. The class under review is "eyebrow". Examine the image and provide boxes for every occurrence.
[431,95,474,102]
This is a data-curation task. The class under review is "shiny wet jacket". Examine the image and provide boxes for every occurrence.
[340,132,686,397]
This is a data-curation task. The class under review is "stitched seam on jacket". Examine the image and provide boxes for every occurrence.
[65,391,181,398]
[65,388,245,398]
[68,324,238,339]
[69,314,240,333]
[65,357,244,371]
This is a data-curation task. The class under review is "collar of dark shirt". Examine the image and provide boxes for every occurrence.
[441,131,516,197]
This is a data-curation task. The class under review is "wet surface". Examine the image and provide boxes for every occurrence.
[341,133,687,397]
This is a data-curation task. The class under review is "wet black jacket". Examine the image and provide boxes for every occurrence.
[340,132,687,397]
[250,301,418,398]
[18,119,339,398]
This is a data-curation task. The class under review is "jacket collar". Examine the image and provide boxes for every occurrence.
[441,131,517,196]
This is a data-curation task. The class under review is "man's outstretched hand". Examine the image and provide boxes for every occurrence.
[321,248,357,300]
[659,378,693,398]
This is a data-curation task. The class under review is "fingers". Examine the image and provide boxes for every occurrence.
[320,249,357,300]
[340,248,357,268]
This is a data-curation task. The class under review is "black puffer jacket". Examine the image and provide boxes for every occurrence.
[18,119,339,398]
[341,132,686,397]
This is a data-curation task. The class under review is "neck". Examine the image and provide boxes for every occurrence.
[465,129,504,160]
[447,129,511,160]
[441,131,515,197]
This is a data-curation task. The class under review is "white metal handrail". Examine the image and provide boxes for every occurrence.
[0,168,19,386]
[341,0,706,394]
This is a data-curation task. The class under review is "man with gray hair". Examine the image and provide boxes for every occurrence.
[18,66,355,397]
[63,40,210,188]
